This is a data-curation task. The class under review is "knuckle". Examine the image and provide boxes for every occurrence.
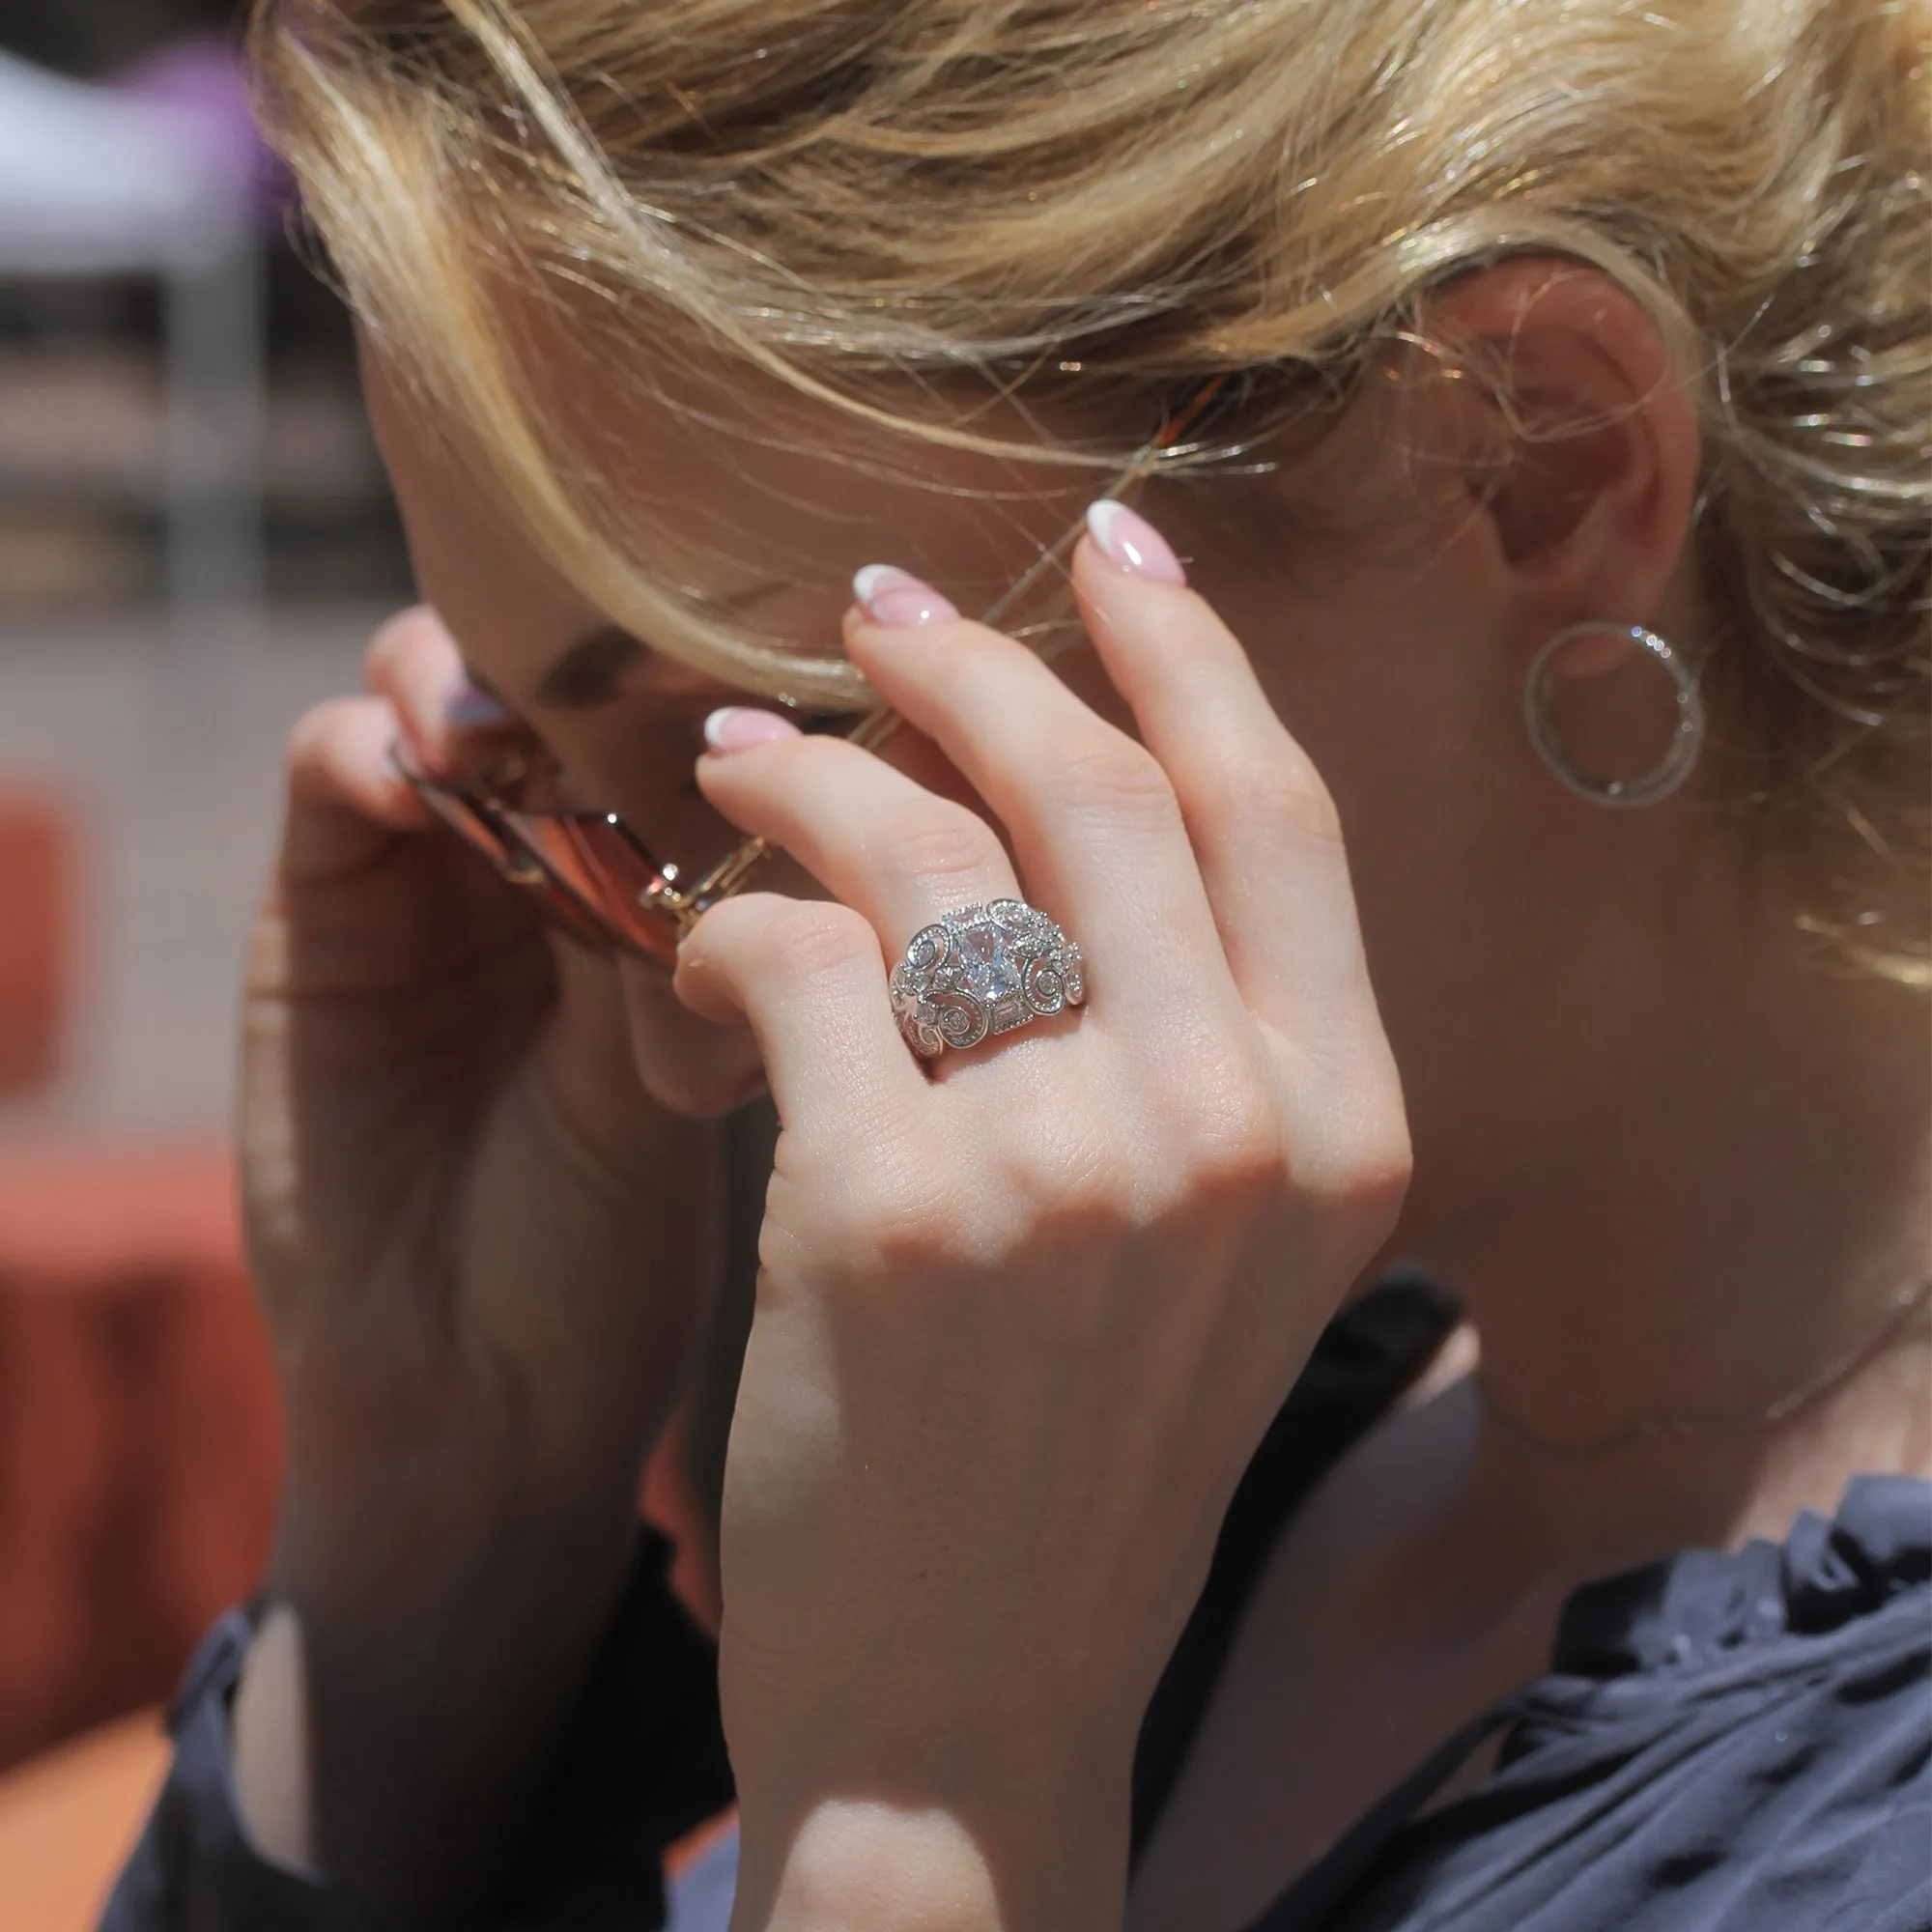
[1203,740,1344,849]
[1183,1093,1289,1201]
[1359,1133,1414,1227]
[876,806,1005,896]
[989,1107,1126,1231]
[792,1150,958,1271]
[1135,1048,1289,1205]
[766,898,883,985]
[1338,1091,1416,1219]
[817,1107,1128,1278]
[926,621,1013,681]
[1041,733,1179,832]
[1289,1053,1413,1230]
[1137,602,1233,684]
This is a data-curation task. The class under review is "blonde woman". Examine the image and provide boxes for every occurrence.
[104,1,1927,1928]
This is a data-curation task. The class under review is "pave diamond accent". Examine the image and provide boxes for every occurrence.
[890,898,1086,1059]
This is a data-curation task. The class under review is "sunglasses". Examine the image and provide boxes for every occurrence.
[394,378,1228,968]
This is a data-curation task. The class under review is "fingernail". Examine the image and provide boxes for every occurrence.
[853,564,961,627]
[1085,500,1187,585]
[444,678,515,728]
[703,706,802,754]
[393,694,457,774]
[391,729,440,781]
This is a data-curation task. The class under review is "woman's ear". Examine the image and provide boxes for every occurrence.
[1410,258,1702,638]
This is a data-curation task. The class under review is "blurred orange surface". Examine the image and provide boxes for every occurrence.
[0,1145,280,1776]
[0,1708,169,1932]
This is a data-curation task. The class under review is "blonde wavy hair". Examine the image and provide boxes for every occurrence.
[251,0,1929,977]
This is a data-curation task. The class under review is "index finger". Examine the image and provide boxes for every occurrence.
[673,892,929,1147]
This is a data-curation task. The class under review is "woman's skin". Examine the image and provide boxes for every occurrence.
[231,260,1931,1931]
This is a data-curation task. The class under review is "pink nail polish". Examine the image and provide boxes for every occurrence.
[853,564,961,627]
[1085,500,1187,584]
[703,706,802,754]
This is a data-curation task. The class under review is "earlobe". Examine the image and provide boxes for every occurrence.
[1420,259,1701,631]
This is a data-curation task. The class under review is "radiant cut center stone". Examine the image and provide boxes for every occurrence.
[953,916,1022,1000]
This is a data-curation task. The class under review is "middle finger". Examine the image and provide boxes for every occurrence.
[838,578,1230,1028]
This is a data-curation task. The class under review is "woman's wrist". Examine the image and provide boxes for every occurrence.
[237,1475,650,1922]
[240,1422,668,1920]
[270,1431,651,1667]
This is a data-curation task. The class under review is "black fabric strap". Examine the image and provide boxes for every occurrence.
[1129,1276,1463,1863]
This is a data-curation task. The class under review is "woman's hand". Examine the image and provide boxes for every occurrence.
[234,608,737,1918]
[675,513,1410,1929]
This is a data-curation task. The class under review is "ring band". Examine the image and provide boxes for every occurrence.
[890,899,1086,1058]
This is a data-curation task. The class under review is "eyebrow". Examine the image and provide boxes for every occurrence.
[535,626,644,709]
[529,580,799,711]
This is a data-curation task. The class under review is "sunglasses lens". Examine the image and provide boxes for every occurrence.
[407,773,537,878]
[394,741,687,958]
[501,810,683,965]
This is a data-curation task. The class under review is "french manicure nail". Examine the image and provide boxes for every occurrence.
[444,679,515,728]
[703,706,803,754]
[853,564,961,627]
[1085,500,1187,585]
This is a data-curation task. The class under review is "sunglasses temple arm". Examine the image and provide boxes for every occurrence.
[962,372,1225,660]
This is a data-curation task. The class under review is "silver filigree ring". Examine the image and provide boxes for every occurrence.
[889,899,1086,1059]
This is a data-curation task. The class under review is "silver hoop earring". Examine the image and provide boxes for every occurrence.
[1523,621,1704,810]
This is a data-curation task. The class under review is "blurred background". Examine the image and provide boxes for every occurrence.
[0,3,412,1917]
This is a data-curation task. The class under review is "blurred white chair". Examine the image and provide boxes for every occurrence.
[0,48,264,624]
